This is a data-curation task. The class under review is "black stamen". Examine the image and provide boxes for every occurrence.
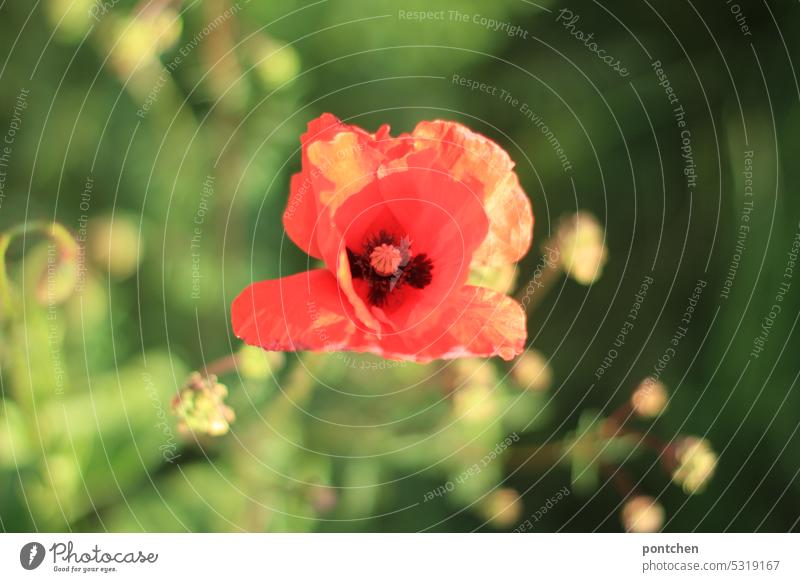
[347,233,433,306]
[367,278,392,306]
[346,247,364,279]
[364,230,398,253]
[403,254,433,288]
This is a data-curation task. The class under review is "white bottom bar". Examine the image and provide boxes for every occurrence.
[0,533,796,581]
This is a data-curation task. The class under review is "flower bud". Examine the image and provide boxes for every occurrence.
[451,358,495,388]
[630,378,668,418]
[45,0,95,41]
[88,214,142,280]
[102,8,182,77]
[511,350,552,391]
[671,437,718,494]
[482,488,523,528]
[621,495,664,532]
[556,212,608,285]
[452,383,497,422]
[143,7,183,54]
[172,373,235,437]
[247,35,302,89]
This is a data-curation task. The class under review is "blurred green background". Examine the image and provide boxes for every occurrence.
[1,0,799,532]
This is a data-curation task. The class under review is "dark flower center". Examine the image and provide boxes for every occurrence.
[347,230,433,306]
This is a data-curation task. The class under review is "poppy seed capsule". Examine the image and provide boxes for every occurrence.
[369,243,403,275]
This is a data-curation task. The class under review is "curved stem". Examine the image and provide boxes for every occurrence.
[201,353,239,378]
[1,221,57,320]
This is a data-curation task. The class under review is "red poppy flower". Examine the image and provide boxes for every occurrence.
[231,114,533,362]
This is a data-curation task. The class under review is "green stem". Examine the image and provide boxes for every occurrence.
[202,353,239,378]
[515,237,563,314]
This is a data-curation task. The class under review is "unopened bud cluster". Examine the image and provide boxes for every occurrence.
[670,437,718,494]
[172,373,235,437]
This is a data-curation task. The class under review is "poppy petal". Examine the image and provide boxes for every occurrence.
[283,172,324,259]
[425,285,527,361]
[282,114,394,259]
[408,120,533,267]
[341,285,526,363]
[231,269,358,352]
[306,130,383,211]
[331,168,489,331]
[470,172,533,267]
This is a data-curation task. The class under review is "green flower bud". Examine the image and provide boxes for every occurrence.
[453,383,497,422]
[556,212,608,285]
[671,437,718,494]
[88,214,142,280]
[511,351,553,391]
[172,373,235,437]
[247,35,301,89]
[482,488,523,528]
[45,0,95,41]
